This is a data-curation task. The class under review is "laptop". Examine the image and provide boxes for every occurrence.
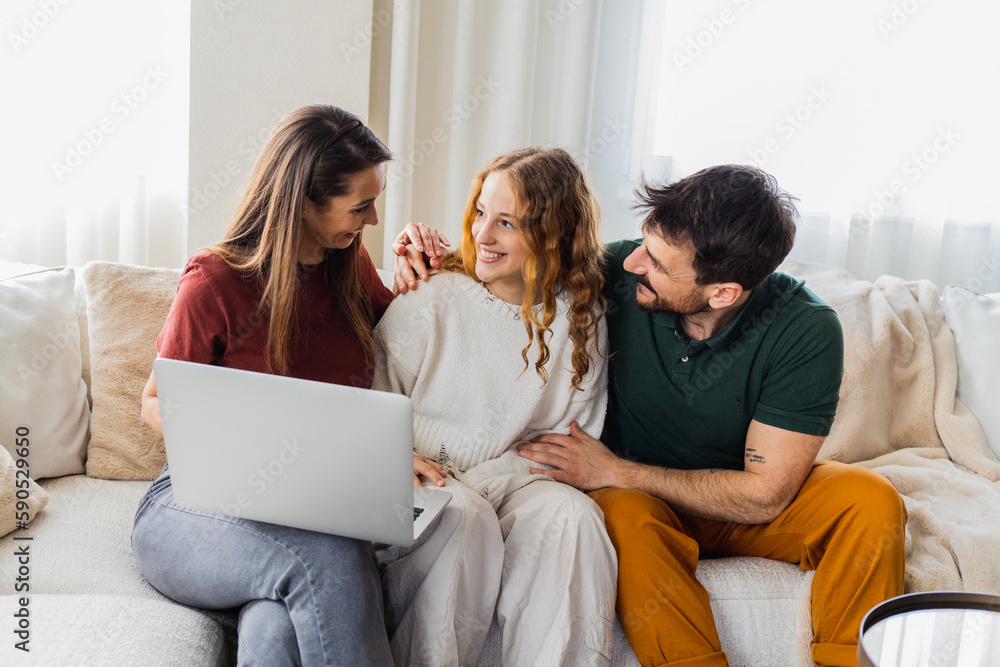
[153,357,450,547]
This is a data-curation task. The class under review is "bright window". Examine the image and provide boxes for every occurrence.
[1,0,189,265]
[638,0,1000,222]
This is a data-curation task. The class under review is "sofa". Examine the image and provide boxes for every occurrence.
[2,256,999,667]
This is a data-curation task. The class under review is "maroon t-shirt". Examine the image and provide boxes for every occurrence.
[157,247,393,387]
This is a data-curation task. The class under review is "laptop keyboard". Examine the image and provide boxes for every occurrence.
[413,507,424,521]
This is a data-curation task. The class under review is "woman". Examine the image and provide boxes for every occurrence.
[373,147,618,666]
[132,104,410,666]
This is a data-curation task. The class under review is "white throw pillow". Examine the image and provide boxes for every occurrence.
[0,260,46,281]
[0,268,90,478]
[941,285,1000,462]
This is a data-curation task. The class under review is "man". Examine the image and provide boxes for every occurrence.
[515,165,907,667]
[392,165,907,667]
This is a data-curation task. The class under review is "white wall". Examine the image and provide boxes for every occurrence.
[588,0,646,243]
[367,0,396,267]
[187,0,375,256]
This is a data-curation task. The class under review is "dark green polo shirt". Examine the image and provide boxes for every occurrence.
[601,240,844,471]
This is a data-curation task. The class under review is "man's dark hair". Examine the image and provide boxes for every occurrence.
[633,165,798,290]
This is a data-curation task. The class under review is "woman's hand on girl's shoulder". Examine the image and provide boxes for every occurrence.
[392,223,452,294]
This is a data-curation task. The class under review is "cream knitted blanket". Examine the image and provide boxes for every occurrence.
[779,258,1000,595]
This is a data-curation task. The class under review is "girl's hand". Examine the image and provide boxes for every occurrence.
[413,454,447,487]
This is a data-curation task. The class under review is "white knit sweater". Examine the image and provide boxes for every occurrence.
[372,271,608,509]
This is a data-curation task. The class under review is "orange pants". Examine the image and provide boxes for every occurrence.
[590,461,907,667]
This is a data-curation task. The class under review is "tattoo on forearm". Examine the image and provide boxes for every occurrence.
[745,448,766,465]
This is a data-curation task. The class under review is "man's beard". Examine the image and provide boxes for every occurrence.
[635,275,710,315]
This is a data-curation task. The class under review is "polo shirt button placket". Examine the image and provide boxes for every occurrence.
[681,356,689,362]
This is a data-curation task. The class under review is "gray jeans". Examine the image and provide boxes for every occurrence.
[131,466,392,666]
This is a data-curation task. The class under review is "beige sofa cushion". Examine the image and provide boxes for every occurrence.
[83,262,181,480]
[0,475,154,597]
[0,594,230,666]
[0,474,239,658]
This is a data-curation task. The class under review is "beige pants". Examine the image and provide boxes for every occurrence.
[379,478,617,667]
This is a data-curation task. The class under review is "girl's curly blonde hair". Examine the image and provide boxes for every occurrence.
[442,147,605,390]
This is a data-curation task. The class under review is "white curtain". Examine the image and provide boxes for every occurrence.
[793,215,1000,294]
[1,0,190,269]
[378,0,1000,297]
[381,0,613,268]
[640,0,1000,294]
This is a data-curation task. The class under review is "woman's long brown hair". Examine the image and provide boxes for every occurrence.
[206,105,391,374]
[442,147,606,390]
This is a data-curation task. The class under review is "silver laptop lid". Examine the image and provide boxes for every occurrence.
[154,358,416,545]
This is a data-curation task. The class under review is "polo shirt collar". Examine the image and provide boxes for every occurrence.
[702,283,770,350]
[651,276,775,350]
